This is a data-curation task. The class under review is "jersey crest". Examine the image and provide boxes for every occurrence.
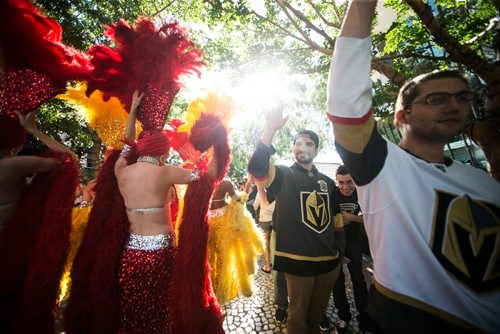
[300,190,331,233]
[430,191,500,293]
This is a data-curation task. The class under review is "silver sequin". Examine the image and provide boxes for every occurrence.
[125,233,173,251]
[120,143,133,157]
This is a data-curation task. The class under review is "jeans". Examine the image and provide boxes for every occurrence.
[332,240,369,329]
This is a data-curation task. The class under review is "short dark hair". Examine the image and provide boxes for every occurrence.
[294,130,319,149]
[394,70,469,128]
[336,165,349,176]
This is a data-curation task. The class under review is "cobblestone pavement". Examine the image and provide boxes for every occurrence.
[222,256,374,334]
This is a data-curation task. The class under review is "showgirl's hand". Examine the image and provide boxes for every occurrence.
[130,90,145,114]
[14,110,37,132]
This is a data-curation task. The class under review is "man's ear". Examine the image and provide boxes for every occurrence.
[395,109,409,126]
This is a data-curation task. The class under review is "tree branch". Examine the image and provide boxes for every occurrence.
[376,52,447,62]
[248,9,310,46]
[276,0,336,47]
[306,0,341,29]
[404,0,500,86]
[371,60,406,86]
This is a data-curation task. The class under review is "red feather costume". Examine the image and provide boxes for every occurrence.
[0,0,92,116]
[64,16,227,334]
[170,113,230,334]
[0,1,90,333]
[0,153,77,334]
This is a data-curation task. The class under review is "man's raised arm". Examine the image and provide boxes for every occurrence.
[248,106,288,186]
[327,0,384,185]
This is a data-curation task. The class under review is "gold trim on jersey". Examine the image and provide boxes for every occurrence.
[333,213,344,230]
[275,250,339,262]
[256,164,276,188]
[333,116,375,153]
[373,280,482,332]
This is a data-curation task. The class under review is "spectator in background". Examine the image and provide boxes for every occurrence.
[320,165,372,333]
[253,183,275,273]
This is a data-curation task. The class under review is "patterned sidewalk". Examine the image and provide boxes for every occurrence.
[222,256,374,333]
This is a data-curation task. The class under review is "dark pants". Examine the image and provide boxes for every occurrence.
[286,267,340,334]
[271,230,288,310]
[332,240,370,330]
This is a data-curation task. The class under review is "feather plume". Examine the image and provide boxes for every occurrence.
[85,18,204,133]
[0,0,92,116]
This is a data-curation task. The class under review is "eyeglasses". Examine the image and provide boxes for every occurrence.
[411,91,478,107]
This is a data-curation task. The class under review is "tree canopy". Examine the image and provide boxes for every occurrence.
[28,0,500,181]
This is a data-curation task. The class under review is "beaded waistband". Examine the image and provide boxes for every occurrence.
[208,206,227,218]
[125,233,174,251]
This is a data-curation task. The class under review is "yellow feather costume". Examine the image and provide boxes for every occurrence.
[207,193,264,305]
[59,205,91,302]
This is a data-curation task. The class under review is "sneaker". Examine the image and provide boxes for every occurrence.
[275,308,287,324]
[319,315,331,331]
[335,320,348,334]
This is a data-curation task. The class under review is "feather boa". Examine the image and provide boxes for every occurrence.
[170,113,230,333]
[0,153,78,334]
[63,150,127,334]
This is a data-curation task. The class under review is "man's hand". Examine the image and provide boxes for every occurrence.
[260,103,289,147]
[265,103,289,132]
[342,212,363,224]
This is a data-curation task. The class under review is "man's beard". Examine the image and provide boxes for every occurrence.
[295,153,314,164]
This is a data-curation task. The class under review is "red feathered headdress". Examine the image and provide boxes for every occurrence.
[0,0,92,116]
[137,131,169,156]
[85,18,204,136]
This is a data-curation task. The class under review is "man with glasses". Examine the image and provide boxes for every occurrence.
[327,0,500,333]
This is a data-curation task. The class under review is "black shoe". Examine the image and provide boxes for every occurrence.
[319,315,331,331]
[335,320,349,334]
[275,308,287,324]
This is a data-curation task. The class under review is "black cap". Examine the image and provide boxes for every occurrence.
[294,130,319,149]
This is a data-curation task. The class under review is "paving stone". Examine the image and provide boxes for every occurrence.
[222,256,373,333]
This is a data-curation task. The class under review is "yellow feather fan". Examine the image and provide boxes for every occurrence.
[177,90,237,134]
[58,83,141,148]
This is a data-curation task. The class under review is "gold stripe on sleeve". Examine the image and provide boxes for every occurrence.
[256,164,276,188]
[333,117,375,154]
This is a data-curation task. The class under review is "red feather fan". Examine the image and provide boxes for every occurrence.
[0,0,92,116]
